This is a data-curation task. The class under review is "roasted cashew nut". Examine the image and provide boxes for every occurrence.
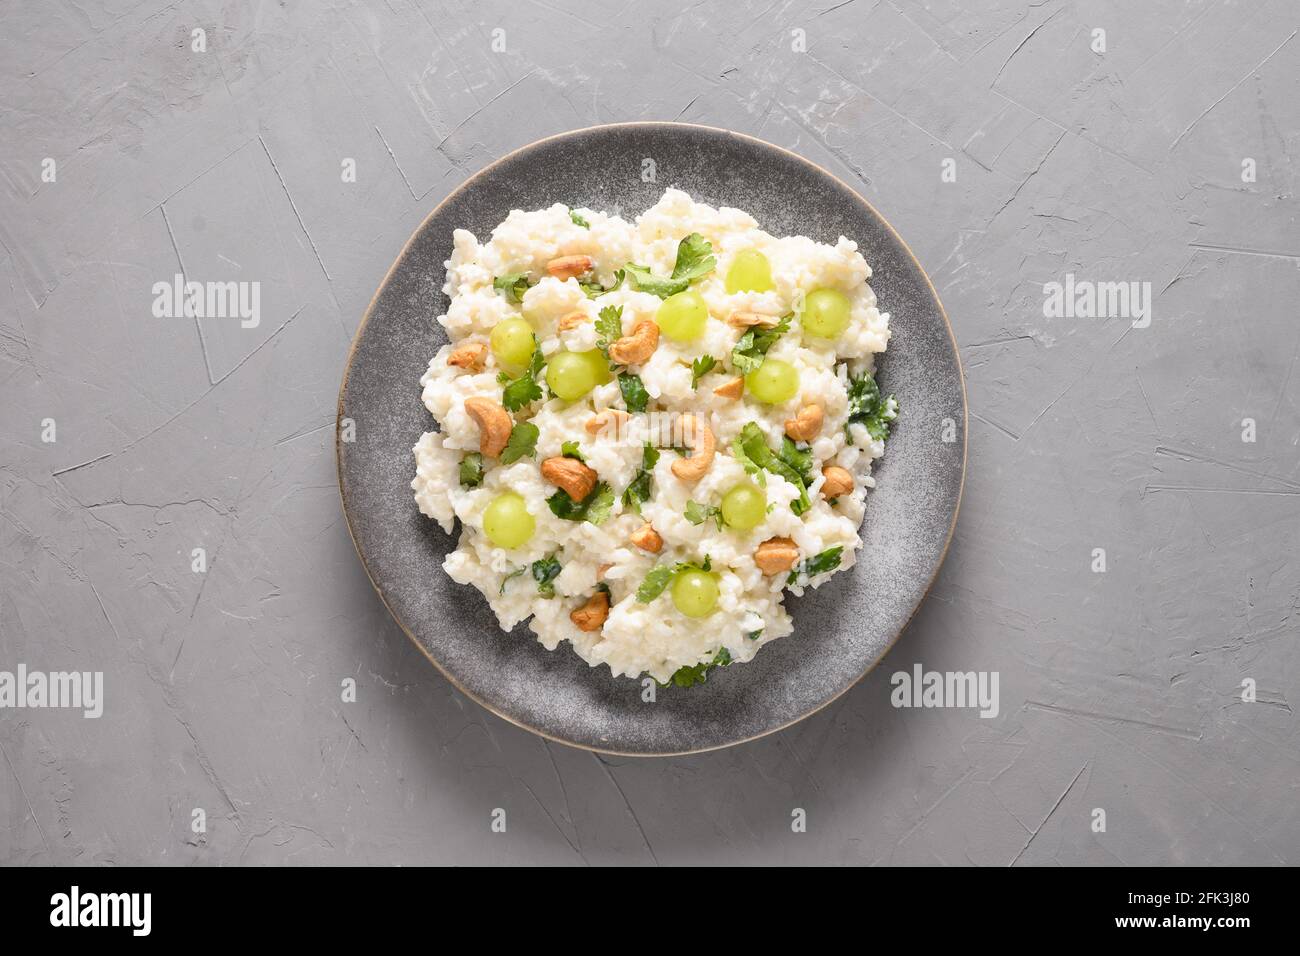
[464,397,512,458]
[447,341,487,371]
[608,319,660,365]
[820,465,854,498]
[546,255,594,280]
[629,523,663,554]
[670,414,716,481]
[541,456,598,502]
[570,590,610,632]
[784,403,824,441]
[754,537,799,576]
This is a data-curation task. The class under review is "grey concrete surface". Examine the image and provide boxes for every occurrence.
[2,0,1298,866]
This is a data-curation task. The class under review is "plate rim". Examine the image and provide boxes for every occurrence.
[335,121,968,757]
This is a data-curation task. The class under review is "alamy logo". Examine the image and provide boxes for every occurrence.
[50,886,150,936]
[890,665,1000,718]
[0,665,102,718]
[1042,273,1151,328]
[151,273,261,328]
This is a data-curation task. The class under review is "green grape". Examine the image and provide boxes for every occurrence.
[578,348,613,385]
[672,569,719,618]
[546,351,598,401]
[801,288,851,339]
[656,289,708,341]
[483,492,534,549]
[744,357,799,404]
[721,482,766,531]
[490,317,535,369]
[725,249,775,293]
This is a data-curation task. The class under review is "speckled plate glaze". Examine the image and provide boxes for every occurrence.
[337,123,966,756]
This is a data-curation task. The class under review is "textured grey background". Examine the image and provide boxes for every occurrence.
[2,0,1297,865]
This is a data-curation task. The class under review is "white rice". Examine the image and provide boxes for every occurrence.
[411,188,893,684]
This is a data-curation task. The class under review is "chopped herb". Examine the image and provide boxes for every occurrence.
[459,452,484,487]
[570,210,590,228]
[623,233,716,299]
[618,372,649,413]
[499,342,545,411]
[580,268,625,299]
[661,647,733,688]
[787,546,843,585]
[547,481,614,525]
[635,556,711,603]
[746,629,763,641]
[595,304,623,359]
[845,370,898,442]
[778,435,814,485]
[636,565,675,603]
[499,421,539,465]
[690,354,717,388]
[531,555,562,597]
[492,272,532,304]
[622,443,660,514]
[499,566,526,595]
[685,499,724,530]
[669,233,716,283]
[735,422,811,514]
[561,440,586,463]
[731,431,765,486]
[731,314,791,374]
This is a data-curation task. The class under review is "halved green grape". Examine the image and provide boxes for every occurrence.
[483,492,534,549]
[744,357,799,404]
[672,569,719,618]
[656,289,708,341]
[546,351,599,401]
[801,288,851,339]
[490,317,535,369]
[725,249,775,294]
[721,482,766,531]
[577,348,613,385]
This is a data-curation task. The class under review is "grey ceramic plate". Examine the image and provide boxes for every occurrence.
[337,122,966,756]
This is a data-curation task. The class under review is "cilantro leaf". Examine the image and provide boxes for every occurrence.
[580,268,624,299]
[845,370,898,442]
[501,375,542,412]
[547,481,614,525]
[623,263,686,298]
[685,499,724,529]
[636,565,675,603]
[730,314,791,374]
[499,421,539,465]
[570,210,590,228]
[636,556,711,604]
[618,372,649,413]
[623,233,716,299]
[531,555,562,597]
[661,647,733,688]
[735,422,811,514]
[622,443,659,514]
[459,452,484,487]
[690,354,717,388]
[500,343,545,412]
[778,436,813,485]
[561,440,586,463]
[499,566,526,595]
[731,432,765,486]
[671,233,717,283]
[787,546,843,585]
[595,305,623,358]
[493,272,532,304]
